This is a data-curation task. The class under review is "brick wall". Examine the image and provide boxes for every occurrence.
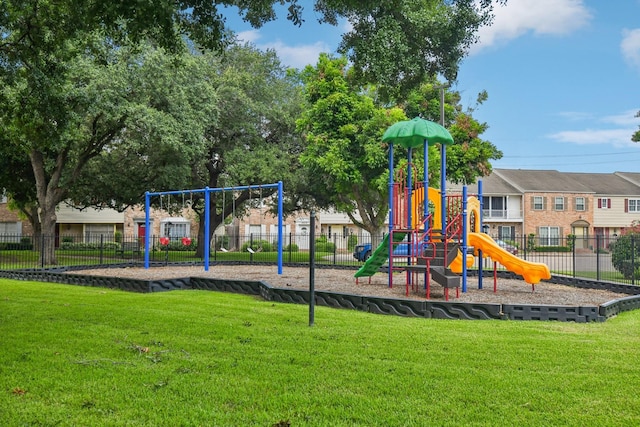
[524,192,594,237]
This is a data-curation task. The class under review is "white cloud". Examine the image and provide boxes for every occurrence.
[259,40,331,69]
[550,109,640,147]
[236,29,262,44]
[472,0,592,53]
[549,128,638,147]
[557,111,595,121]
[235,29,331,69]
[621,28,640,69]
[601,109,640,126]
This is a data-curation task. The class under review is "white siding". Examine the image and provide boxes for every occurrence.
[56,204,124,223]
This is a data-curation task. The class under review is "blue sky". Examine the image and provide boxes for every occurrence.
[225,1,640,174]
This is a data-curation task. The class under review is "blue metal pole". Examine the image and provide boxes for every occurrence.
[462,186,468,293]
[277,181,283,274]
[204,187,210,271]
[144,192,150,269]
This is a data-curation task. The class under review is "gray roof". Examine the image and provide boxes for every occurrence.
[492,169,594,193]
[566,172,640,195]
[615,172,640,187]
[446,169,640,195]
[447,172,521,195]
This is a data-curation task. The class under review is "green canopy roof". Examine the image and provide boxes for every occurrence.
[382,117,454,148]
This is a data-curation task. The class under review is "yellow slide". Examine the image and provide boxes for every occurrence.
[449,250,475,274]
[468,232,551,284]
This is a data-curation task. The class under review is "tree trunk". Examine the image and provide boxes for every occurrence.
[39,205,58,265]
[369,225,387,250]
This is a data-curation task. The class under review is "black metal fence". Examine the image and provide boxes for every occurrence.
[0,233,638,286]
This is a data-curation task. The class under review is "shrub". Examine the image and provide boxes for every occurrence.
[347,234,358,250]
[611,233,640,280]
[59,242,120,251]
[284,243,299,252]
[214,235,230,250]
[241,239,273,252]
[315,238,335,253]
[534,246,571,253]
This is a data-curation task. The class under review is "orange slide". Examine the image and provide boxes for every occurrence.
[468,232,551,284]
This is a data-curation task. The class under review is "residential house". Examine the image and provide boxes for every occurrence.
[565,172,640,247]
[0,192,32,240]
[450,169,640,249]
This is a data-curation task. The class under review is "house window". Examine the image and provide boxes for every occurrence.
[627,199,640,213]
[554,197,565,211]
[162,220,189,239]
[482,196,506,218]
[533,196,544,210]
[575,197,585,211]
[538,226,560,246]
[598,198,611,209]
[85,224,115,242]
[499,226,514,240]
[249,224,262,237]
[0,222,20,242]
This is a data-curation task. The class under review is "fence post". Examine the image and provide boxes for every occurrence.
[41,233,45,269]
[333,234,337,265]
[632,235,636,286]
[249,233,254,262]
[99,234,104,265]
[571,234,576,278]
[596,234,601,282]
[309,211,316,326]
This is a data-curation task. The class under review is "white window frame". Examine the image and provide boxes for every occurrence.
[533,196,544,210]
[499,226,513,240]
[629,199,640,213]
[599,198,610,209]
[575,197,585,211]
[539,226,560,246]
[554,197,564,211]
[161,218,190,240]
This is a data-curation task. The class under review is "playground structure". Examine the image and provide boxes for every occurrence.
[355,118,550,299]
[143,182,284,273]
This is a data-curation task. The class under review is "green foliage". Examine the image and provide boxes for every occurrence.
[59,242,120,251]
[1,278,640,425]
[403,81,502,184]
[242,240,273,252]
[567,234,576,251]
[284,243,299,252]
[611,222,640,280]
[0,239,33,250]
[347,234,358,250]
[214,235,230,251]
[314,236,336,253]
[535,246,572,253]
[527,234,537,252]
[298,54,403,236]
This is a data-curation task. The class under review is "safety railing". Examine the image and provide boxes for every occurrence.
[0,233,637,286]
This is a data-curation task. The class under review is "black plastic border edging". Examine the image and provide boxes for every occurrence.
[3,265,640,322]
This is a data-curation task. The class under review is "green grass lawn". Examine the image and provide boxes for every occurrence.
[1,279,640,426]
